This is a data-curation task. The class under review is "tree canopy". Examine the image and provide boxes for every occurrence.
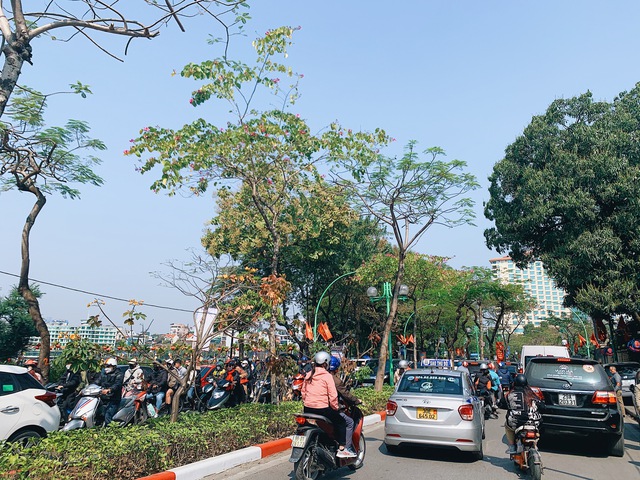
[485,83,640,321]
[0,287,38,360]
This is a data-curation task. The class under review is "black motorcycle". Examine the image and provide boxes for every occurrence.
[206,379,233,410]
[289,406,366,480]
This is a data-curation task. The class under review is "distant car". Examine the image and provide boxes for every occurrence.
[358,359,400,387]
[604,362,640,401]
[0,365,61,446]
[384,368,484,460]
[525,357,624,457]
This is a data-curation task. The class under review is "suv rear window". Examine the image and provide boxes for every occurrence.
[397,374,462,395]
[527,361,610,390]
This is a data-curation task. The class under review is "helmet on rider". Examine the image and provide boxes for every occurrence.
[479,362,488,372]
[24,359,38,367]
[499,361,505,368]
[105,358,117,367]
[128,358,138,366]
[462,361,469,367]
[241,360,249,368]
[514,374,527,388]
[488,362,495,370]
[226,359,237,368]
[398,360,409,369]
[314,351,331,366]
[328,356,341,372]
[299,355,308,363]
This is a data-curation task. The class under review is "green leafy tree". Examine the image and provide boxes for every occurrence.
[333,141,479,390]
[0,87,105,380]
[0,287,38,360]
[128,27,386,401]
[0,1,248,117]
[485,84,640,325]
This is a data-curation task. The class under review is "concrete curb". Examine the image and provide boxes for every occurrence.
[136,410,387,480]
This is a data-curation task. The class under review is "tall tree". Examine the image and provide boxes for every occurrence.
[332,141,479,390]
[485,83,640,324]
[128,27,386,401]
[0,87,105,379]
[0,286,38,360]
[0,1,248,117]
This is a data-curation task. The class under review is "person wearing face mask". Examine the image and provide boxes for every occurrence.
[94,357,124,426]
[123,358,145,392]
[146,360,168,416]
[56,361,81,419]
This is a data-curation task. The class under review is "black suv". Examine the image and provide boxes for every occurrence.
[525,357,624,457]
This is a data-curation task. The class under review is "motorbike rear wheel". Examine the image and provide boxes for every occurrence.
[528,449,542,480]
[348,435,366,470]
[294,446,322,480]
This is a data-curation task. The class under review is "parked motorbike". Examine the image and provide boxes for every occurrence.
[510,422,543,480]
[289,405,366,480]
[291,373,304,401]
[63,384,105,430]
[254,377,272,403]
[112,389,149,426]
[207,379,233,410]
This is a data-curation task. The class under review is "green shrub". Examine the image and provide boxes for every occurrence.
[0,392,391,479]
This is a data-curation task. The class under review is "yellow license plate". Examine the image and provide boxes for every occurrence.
[416,408,437,420]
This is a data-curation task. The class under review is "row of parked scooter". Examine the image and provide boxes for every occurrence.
[45,365,307,430]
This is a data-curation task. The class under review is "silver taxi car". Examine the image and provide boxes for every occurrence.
[384,368,484,460]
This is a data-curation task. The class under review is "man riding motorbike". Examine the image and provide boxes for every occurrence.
[94,357,124,426]
[474,363,497,418]
[394,359,410,385]
[56,361,81,419]
[146,360,168,416]
[504,374,543,454]
[123,358,145,392]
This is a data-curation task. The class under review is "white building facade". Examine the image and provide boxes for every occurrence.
[490,256,572,332]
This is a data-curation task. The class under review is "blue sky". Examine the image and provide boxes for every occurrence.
[2,1,640,333]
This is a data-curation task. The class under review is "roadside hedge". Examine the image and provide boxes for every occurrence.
[0,386,392,480]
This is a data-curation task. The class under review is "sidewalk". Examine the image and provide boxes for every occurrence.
[137,411,387,480]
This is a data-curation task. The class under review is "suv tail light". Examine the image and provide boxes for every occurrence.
[35,391,57,407]
[458,404,474,421]
[530,386,544,401]
[592,391,617,405]
[386,400,398,416]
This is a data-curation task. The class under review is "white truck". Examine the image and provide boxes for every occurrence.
[520,345,570,372]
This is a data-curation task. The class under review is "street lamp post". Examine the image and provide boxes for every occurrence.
[367,282,409,387]
[466,326,480,358]
[313,271,356,342]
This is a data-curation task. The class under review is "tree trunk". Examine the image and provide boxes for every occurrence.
[18,187,50,380]
[0,34,28,118]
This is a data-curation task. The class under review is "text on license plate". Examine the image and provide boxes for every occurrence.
[558,393,576,406]
[416,407,437,420]
[291,435,306,448]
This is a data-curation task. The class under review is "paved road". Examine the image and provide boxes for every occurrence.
[214,412,640,480]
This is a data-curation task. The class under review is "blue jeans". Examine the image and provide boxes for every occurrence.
[340,412,355,450]
[146,392,165,411]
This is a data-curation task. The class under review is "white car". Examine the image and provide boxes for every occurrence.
[0,365,61,446]
[384,368,485,460]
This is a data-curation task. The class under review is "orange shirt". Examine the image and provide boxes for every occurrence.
[301,367,339,410]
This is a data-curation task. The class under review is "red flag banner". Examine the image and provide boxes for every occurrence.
[589,332,599,346]
[408,334,415,345]
[577,334,586,347]
[318,322,333,341]
[305,323,313,341]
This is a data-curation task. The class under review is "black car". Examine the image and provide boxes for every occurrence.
[525,357,624,457]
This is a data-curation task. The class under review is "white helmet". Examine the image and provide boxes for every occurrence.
[399,360,409,369]
[314,351,331,366]
[105,358,117,367]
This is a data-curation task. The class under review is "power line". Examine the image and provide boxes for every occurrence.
[0,270,194,313]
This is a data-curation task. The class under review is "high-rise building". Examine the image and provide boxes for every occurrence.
[489,256,572,333]
[25,320,119,359]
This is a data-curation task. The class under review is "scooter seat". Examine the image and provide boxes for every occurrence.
[296,413,334,425]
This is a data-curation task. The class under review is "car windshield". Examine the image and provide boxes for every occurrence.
[397,373,462,395]
[527,361,609,390]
